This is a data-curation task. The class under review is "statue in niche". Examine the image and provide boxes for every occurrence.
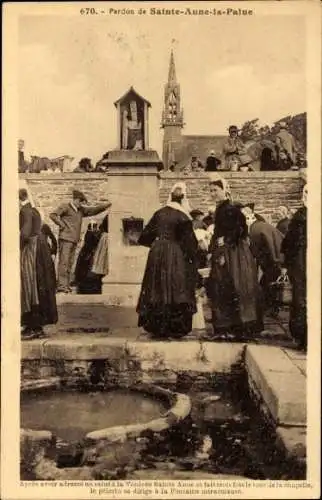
[121,100,144,150]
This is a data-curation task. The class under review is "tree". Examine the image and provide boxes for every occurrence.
[288,113,307,153]
[258,125,271,138]
[239,119,260,142]
[240,113,307,158]
[74,157,94,172]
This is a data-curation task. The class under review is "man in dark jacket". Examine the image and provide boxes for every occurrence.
[50,190,111,293]
[242,205,284,316]
[243,202,266,222]
[281,196,307,350]
[205,151,221,172]
[275,206,291,236]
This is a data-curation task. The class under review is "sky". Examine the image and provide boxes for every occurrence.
[18,12,306,165]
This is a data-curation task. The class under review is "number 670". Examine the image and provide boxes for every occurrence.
[80,7,97,14]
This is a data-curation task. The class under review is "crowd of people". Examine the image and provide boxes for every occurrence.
[174,122,302,173]
[19,123,303,176]
[136,176,307,351]
[19,175,307,351]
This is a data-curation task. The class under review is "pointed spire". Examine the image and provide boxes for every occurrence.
[168,50,177,84]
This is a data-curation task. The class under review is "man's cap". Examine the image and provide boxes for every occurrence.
[19,188,28,200]
[72,189,87,202]
[228,125,239,133]
[190,209,204,218]
[243,202,255,211]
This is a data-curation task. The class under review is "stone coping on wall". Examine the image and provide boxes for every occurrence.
[19,169,306,181]
[21,339,244,374]
[159,170,305,180]
[20,173,109,181]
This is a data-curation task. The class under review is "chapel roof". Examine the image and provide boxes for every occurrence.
[173,134,227,168]
[114,86,152,107]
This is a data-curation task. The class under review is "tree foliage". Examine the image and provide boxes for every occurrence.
[74,157,94,172]
[239,113,307,154]
[239,119,260,142]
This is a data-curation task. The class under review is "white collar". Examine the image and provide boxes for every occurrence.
[166,201,192,219]
[21,199,30,207]
[70,202,78,212]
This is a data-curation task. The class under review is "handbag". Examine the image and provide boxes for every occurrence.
[272,272,293,305]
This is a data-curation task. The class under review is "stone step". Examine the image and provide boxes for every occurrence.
[245,345,306,427]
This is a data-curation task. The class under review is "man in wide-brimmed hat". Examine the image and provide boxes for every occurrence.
[50,189,111,293]
[222,125,246,171]
[275,121,297,166]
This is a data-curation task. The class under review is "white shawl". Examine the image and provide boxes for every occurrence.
[166,181,192,219]
[19,178,45,221]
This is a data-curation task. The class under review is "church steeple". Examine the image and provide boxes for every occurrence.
[161,50,184,169]
[161,50,184,129]
[168,50,177,84]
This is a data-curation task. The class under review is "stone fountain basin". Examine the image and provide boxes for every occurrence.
[20,379,191,476]
[21,340,307,476]
[84,384,191,443]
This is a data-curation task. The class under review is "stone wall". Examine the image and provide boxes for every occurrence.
[20,173,111,273]
[21,170,305,228]
[20,173,110,229]
[20,171,305,270]
[159,171,305,223]
[21,341,245,389]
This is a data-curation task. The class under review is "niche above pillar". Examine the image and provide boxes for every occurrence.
[114,86,151,152]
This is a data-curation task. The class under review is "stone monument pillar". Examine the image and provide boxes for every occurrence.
[101,88,163,306]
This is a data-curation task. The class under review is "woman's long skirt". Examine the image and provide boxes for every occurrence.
[92,233,109,275]
[137,240,197,338]
[288,256,307,348]
[21,235,58,328]
[74,238,102,294]
[207,240,263,336]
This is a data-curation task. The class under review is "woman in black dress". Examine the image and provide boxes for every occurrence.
[74,214,110,294]
[41,223,58,260]
[137,182,198,339]
[281,184,307,350]
[206,175,263,339]
[19,189,58,339]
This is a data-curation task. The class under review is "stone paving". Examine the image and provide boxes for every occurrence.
[45,294,294,348]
